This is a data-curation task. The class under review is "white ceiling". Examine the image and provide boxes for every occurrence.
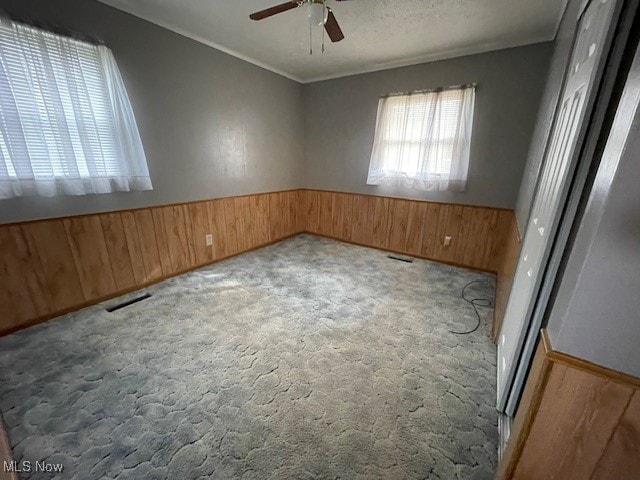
[98,0,567,83]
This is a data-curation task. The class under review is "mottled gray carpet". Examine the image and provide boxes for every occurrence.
[0,234,498,479]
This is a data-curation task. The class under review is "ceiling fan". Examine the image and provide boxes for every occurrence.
[249,0,351,44]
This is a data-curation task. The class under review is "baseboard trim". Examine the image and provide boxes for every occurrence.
[541,329,640,389]
[304,231,497,274]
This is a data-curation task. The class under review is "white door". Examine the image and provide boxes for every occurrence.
[497,0,620,411]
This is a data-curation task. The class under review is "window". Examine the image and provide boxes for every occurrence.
[366,86,475,192]
[0,18,151,199]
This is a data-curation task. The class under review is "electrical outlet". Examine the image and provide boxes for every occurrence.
[444,235,452,246]
[205,234,213,246]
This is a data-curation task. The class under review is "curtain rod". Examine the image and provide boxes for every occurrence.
[0,11,105,46]
[380,83,477,98]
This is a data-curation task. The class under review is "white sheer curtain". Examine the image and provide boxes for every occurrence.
[366,86,475,192]
[0,18,152,199]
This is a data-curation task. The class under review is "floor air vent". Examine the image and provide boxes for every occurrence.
[387,255,413,263]
[106,293,152,312]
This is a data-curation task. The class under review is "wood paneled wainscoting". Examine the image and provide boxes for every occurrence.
[301,189,517,272]
[1,188,518,335]
[0,190,303,335]
[497,330,640,480]
[492,214,521,342]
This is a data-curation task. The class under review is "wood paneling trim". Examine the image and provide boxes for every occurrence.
[543,335,640,390]
[497,329,640,480]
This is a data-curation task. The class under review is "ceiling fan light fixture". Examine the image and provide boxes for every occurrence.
[249,0,345,47]
[307,1,326,27]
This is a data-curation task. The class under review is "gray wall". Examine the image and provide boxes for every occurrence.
[0,0,304,225]
[514,0,581,233]
[0,0,555,224]
[302,43,553,209]
[546,45,640,377]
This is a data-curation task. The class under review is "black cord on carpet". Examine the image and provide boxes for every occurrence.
[449,280,493,335]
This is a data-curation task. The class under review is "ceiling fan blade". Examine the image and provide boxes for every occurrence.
[324,9,345,42]
[250,1,300,21]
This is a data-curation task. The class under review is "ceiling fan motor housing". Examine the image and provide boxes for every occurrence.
[249,0,345,44]
[308,0,327,26]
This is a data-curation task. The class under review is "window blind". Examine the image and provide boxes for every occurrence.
[0,18,152,198]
